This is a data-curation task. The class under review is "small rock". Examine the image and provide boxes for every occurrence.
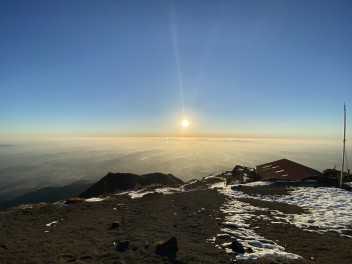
[155,236,178,256]
[116,240,130,252]
[132,246,138,251]
[80,256,93,260]
[231,240,245,254]
[110,221,121,229]
[245,247,253,253]
[144,242,150,250]
[173,223,177,228]
[0,245,7,250]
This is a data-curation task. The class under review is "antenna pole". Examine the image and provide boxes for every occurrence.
[340,104,346,188]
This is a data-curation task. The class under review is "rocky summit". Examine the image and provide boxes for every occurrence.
[0,173,351,263]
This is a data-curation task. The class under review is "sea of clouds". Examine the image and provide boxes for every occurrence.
[0,137,345,201]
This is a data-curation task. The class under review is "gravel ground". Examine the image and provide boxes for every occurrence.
[0,181,351,263]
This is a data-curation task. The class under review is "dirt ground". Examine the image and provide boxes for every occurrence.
[0,184,351,263]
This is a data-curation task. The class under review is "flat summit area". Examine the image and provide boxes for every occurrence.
[0,175,351,263]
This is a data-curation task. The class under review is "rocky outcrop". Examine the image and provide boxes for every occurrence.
[79,172,183,198]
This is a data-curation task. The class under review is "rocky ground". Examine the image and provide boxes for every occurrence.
[0,176,351,263]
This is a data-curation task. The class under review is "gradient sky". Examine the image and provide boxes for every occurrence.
[1,0,351,139]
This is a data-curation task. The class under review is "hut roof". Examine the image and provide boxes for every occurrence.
[256,159,323,181]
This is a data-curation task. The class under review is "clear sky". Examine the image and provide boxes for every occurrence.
[1,0,351,139]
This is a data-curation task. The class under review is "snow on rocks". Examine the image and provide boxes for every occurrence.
[116,186,186,199]
[85,197,105,202]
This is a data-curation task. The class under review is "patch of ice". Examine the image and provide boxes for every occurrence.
[85,197,105,202]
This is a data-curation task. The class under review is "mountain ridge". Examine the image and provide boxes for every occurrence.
[79,172,184,198]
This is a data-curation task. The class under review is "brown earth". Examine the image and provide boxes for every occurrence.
[0,184,351,263]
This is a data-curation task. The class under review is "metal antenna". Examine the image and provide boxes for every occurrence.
[340,103,346,188]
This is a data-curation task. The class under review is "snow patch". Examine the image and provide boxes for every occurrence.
[85,197,105,202]
[227,186,352,234]
[214,186,301,260]
[46,221,58,227]
[117,186,187,199]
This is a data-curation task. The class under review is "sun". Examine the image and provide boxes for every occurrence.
[181,119,189,128]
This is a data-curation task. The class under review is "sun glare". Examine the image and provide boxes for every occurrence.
[181,119,189,128]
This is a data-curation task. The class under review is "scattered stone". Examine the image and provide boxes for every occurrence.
[0,245,7,250]
[197,208,206,213]
[245,247,253,253]
[173,223,177,228]
[116,240,130,252]
[110,221,121,229]
[79,256,93,260]
[231,240,245,254]
[155,236,178,256]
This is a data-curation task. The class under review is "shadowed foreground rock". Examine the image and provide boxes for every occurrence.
[155,236,178,256]
[116,240,130,252]
[109,221,120,230]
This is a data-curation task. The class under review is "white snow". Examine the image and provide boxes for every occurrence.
[234,181,274,187]
[212,181,352,259]
[217,186,302,260]
[209,181,226,189]
[46,220,58,227]
[117,186,187,199]
[345,182,352,187]
[206,237,216,243]
[85,197,105,202]
[227,185,352,234]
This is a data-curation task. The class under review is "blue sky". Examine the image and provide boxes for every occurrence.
[1,0,351,139]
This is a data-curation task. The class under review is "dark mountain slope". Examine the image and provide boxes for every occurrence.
[79,172,183,198]
[0,180,92,211]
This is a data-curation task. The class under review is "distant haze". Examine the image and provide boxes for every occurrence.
[0,137,347,201]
